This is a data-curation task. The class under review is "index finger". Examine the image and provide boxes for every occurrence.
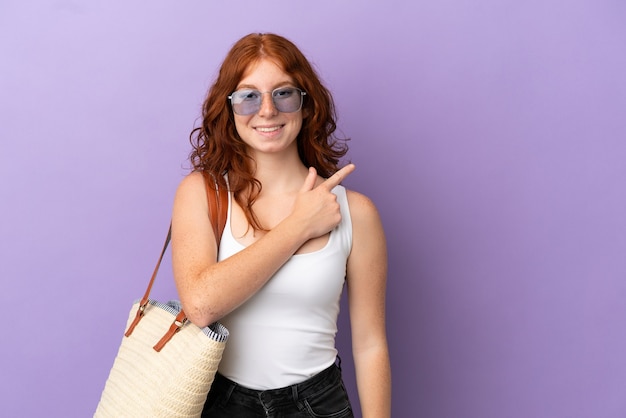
[321,163,356,190]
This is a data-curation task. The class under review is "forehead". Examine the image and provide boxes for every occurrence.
[238,58,294,88]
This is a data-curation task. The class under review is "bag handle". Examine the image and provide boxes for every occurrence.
[124,171,228,350]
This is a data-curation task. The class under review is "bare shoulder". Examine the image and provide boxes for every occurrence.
[172,171,209,221]
[345,189,382,225]
[174,171,208,204]
[176,171,205,193]
[344,189,387,285]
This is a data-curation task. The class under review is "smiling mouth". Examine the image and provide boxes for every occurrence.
[255,125,283,133]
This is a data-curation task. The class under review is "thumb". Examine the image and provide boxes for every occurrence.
[299,167,318,192]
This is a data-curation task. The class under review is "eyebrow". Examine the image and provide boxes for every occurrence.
[236,82,295,91]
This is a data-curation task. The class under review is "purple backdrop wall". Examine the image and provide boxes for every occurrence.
[2,1,625,417]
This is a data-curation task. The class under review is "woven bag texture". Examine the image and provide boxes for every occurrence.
[95,301,229,418]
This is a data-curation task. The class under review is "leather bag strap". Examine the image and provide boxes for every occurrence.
[125,172,228,348]
[202,171,228,242]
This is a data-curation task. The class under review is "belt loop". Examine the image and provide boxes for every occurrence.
[336,355,342,371]
[223,380,236,403]
[292,384,306,412]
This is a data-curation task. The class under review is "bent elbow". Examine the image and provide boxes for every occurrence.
[180,296,223,329]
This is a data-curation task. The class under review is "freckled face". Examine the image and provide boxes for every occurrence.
[232,59,303,157]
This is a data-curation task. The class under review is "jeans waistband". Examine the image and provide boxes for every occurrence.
[212,358,342,403]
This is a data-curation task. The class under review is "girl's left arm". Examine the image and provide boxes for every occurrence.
[346,190,392,418]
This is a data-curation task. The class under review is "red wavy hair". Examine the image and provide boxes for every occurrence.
[189,33,348,230]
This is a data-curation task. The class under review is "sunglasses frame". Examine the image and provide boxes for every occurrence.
[228,87,306,115]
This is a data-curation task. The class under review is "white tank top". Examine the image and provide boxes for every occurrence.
[216,185,352,390]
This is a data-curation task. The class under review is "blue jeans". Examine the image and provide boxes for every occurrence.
[202,359,354,417]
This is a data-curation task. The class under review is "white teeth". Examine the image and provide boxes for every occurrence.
[256,126,281,133]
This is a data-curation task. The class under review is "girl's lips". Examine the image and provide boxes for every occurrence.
[254,125,284,133]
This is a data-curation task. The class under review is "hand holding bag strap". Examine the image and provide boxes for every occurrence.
[125,171,228,342]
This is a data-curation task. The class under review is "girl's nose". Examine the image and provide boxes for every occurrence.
[257,92,278,116]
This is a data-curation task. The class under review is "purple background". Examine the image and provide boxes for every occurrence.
[2,1,625,417]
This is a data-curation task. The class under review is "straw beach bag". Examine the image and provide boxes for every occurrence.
[95,172,229,418]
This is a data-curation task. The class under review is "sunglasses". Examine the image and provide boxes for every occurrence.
[228,87,306,116]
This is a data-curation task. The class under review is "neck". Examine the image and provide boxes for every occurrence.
[251,152,310,195]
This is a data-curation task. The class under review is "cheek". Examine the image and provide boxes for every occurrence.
[291,113,304,131]
[233,115,251,136]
